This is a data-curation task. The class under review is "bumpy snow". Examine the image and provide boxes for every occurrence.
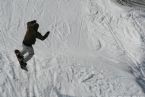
[1,0,145,97]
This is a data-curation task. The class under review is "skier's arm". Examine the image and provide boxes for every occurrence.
[36,31,50,41]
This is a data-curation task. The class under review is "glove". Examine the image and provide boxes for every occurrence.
[46,31,50,36]
[44,31,50,39]
[47,31,50,35]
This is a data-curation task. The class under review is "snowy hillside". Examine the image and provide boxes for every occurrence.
[1,0,145,97]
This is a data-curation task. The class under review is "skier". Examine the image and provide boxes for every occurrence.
[20,20,50,67]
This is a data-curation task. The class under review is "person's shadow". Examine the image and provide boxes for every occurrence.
[53,87,76,97]
[129,61,145,94]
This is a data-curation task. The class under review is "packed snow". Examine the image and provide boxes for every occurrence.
[1,0,145,97]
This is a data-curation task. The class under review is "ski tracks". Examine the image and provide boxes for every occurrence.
[0,52,41,97]
[0,51,143,97]
[0,52,21,97]
[46,61,136,97]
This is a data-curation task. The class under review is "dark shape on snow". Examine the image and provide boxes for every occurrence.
[15,20,50,68]
[14,49,28,71]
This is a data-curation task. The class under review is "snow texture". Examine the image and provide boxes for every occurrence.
[1,0,145,97]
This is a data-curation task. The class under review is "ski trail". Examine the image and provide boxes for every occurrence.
[5,54,19,80]
[1,30,7,50]
[0,52,41,97]
[0,0,145,96]
[1,53,21,97]
[25,61,39,97]
[4,72,21,97]
[32,58,41,97]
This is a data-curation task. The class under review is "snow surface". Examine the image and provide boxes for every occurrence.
[1,0,145,97]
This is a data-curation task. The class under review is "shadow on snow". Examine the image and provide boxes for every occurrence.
[129,60,145,94]
[54,87,76,97]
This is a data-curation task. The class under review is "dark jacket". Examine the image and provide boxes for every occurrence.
[23,20,49,46]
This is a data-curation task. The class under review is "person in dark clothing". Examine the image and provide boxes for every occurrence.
[20,20,50,66]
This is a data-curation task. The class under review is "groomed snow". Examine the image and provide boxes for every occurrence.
[1,0,145,97]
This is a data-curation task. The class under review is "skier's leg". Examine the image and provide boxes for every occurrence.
[20,44,27,56]
[23,46,34,63]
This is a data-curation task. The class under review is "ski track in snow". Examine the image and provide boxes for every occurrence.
[1,0,145,97]
[0,52,144,97]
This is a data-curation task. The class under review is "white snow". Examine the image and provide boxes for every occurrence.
[1,0,145,97]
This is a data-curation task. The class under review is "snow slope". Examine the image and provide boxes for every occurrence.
[1,0,145,97]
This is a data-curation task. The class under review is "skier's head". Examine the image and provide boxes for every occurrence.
[33,23,39,31]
